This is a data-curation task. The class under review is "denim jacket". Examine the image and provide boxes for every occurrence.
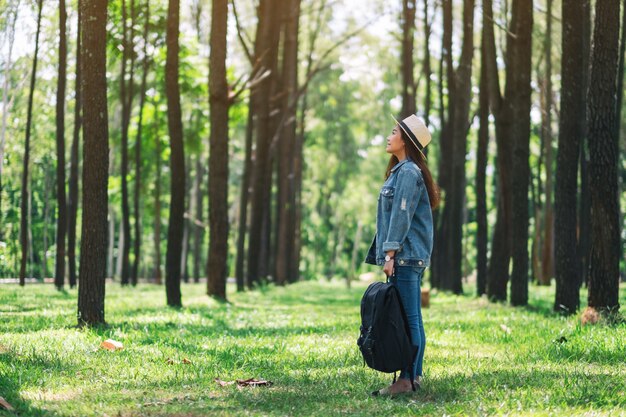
[365,158,434,268]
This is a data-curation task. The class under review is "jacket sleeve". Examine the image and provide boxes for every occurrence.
[382,167,423,252]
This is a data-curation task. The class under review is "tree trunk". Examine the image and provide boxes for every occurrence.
[538,0,554,286]
[578,0,592,289]
[132,0,150,286]
[1,1,20,243]
[506,0,533,307]
[120,0,136,286]
[19,0,43,286]
[68,0,82,289]
[107,213,115,278]
[422,0,432,125]
[587,0,621,314]
[55,0,68,290]
[192,155,203,283]
[43,167,52,279]
[433,0,474,294]
[207,0,230,300]
[246,0,282,286]
[476,31,489,297]
[78,0,109,326]
[401,0,416,118]
[236,109,253,290]
[554,0,585,314]
[181,156,191,283]
[165,0,185,307]
[154,101,162,285]
[275,0,301,286]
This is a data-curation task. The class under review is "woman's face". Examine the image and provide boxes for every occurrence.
[386,125,405,155]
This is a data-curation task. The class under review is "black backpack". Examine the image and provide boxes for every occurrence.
[357,280,418,386]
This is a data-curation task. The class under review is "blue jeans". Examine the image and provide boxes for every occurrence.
[390,265,426,380]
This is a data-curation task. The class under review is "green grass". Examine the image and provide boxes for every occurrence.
[1,280,625,417]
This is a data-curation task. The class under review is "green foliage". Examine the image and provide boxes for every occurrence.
[0,281,625,416]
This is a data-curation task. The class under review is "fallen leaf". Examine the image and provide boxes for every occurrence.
[182,358,192,364]
[100,339,124,351]
[0,397,14,411]
[236,378,272,387]
[215,378,235,386]
[165,358,176,365]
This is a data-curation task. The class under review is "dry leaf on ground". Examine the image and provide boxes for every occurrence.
[100,339,124,351]
[182,358,192,364]
[0,397,14,411]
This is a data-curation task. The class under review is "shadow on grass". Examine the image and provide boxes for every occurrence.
[0,352,63,417]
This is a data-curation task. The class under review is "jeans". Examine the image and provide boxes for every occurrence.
[389,265,426,380]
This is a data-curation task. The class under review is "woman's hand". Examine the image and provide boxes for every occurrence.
[383,259,394,277]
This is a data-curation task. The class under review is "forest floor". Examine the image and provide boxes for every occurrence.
[1,278,625,417]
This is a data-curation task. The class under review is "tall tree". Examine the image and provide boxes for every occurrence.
[132,0,150,286]
[476,30,489,297]
[119,0,136,286]
[587,0,621,314]
[19,0,43,286]
[68,0,82,289]
[0,0,20,241]
[77,0,109,326]
[421,0,432,125]
[538,0,554,286]
[401,0,416,118]
[483,0,532,305]
[55,0,68,290]
[554,0,585,314]
[578,0,592,289]
[432,0,474,294]
[207,0,230,299]
[246,0,282,286]
[165,0,185,307]
[275,0,301,285]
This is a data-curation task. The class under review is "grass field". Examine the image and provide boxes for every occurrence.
[1,279,625,416]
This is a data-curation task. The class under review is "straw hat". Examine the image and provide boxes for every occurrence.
[391,114,431,159]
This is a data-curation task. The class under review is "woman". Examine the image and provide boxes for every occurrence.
[365,114,439,396]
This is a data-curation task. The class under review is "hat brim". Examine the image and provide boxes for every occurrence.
[391,114,428,160]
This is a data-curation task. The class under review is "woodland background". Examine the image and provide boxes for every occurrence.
[0,0,625,324]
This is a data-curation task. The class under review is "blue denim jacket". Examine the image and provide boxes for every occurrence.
[365,158,434,268]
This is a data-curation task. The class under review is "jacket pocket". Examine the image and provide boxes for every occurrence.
[380,186,394,211]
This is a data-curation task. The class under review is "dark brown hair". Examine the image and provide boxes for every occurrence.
[385,128,440,209]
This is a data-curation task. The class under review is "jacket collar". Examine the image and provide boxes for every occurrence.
[390,158,411,173]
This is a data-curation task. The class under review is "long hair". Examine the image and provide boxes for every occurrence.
[385,129,440,209]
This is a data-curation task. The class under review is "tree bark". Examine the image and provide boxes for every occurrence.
[275,0,301,286]
[433,0,474,294]
[132,0,150,286]
[538,0,554,286]
[422,0,432,125]
[246,0,282,286]
[54,0,69,290]
[506,0,533,307]
[192,155,203,283]
[68,0,82,289]
[554,0,585,314]
[207,0,230,300]
[578,0,592,289]
[587,0,621,314]
[154,100,162,285]
[401,0,416,118]
[165,0,185,306]
[120,0,136,286]
[19,0,43,286]
[476,31,489,297]
[78,0,109,326]
[1,1,20,242]
[235,108,254,290]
